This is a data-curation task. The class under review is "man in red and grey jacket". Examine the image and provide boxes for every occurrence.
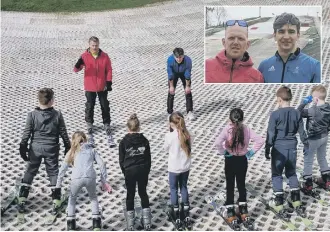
[73,36,115,147]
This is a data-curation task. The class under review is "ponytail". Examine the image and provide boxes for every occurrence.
[66,131,87,166]
[228,108,245,151]
[169,112,191,157]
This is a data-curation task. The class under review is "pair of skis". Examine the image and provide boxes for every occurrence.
[205,193,254,231]
[162,200,193,231]
[246,183,316,231]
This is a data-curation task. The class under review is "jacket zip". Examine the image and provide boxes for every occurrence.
[280,54,292,83]
[94,55,99,90]
[229,60,235,83]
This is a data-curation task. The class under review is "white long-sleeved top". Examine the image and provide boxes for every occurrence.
[164,128,192,173]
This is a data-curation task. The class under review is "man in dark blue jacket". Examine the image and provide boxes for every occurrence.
[259,13,320,83]
[167,48,195,120]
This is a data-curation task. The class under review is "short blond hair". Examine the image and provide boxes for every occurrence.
[311,85,327,100]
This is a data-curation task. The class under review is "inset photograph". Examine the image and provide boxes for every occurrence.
[204,6,322,83]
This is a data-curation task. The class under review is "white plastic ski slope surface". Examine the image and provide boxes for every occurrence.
[1,0,330,231]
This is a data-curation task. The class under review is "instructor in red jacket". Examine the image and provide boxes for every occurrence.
[73,36,115,147]
[205,20,264,83]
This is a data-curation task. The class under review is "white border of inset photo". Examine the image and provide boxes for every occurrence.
[204,5,322,84]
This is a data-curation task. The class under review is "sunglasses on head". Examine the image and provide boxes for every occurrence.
[226,20,248,28]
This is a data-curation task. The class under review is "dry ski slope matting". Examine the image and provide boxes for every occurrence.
[1,0,330,231]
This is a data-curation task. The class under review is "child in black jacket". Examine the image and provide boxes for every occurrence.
[119,114,151,230]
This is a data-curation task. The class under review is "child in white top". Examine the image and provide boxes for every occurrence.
[164,111,192,229]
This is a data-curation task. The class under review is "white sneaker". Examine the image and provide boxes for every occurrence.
[187,111,195,121]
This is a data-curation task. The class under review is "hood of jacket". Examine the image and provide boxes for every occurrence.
[34,107,56,125]
[216,49,254,68]
[123,133,148,145]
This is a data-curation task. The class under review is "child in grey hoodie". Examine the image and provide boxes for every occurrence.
[56,131,111,231]
[298,85,330,192]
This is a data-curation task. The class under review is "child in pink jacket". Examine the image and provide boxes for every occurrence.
[215,108,264,225]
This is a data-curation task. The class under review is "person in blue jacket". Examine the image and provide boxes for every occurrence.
[167,48,195,120]
[258,13,320,83]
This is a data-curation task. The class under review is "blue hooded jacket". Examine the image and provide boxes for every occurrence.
[258,49,320,83]
[167,55,192,80]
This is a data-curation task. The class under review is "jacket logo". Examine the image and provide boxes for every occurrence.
[293,66,299,74]
[268,66,275,71]
[126,147,145,157]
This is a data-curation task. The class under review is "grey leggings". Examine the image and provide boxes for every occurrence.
[67,178,100,217]
[303,136,330,178]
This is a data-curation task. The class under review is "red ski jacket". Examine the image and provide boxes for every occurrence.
[205,49,263,83]
[74,49,112,92]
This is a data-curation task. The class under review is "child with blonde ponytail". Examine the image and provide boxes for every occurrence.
[56,131,111,231]
[164,111,192,230]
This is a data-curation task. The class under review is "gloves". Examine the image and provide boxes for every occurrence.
[19,144,29,162]
[74,57,84,69]
[303,96,313,104]
[245,149,255,160]
[101,182,112,193]
[224,150,233,158]
[265,147,271,160]
[64,146,71,156]
[106,81,112,91]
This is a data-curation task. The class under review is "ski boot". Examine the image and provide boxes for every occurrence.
[67,216,76,231]
[315,171,330,190]
[180,203,192,230]
[87,126,95,146]
[301,176,314,194]
[168,205,184,231]
[142,208,152,231]
[51,187,62,214]
[288,188,306,217]
[222,205,240,230]
[268,192,285,213]
[125,210,135,231]
[92,215,102,231]
[17,184,30,214]
[17,183,30,223]
[301,176,321,198]
[104,124,116,148]
[238,202,254,230]
[268,192,291,221]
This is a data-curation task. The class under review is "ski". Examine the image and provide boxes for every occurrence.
[205,195,241,231]
[1,180,20,216]
[245,184,297,231]
[236,213,255,231]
